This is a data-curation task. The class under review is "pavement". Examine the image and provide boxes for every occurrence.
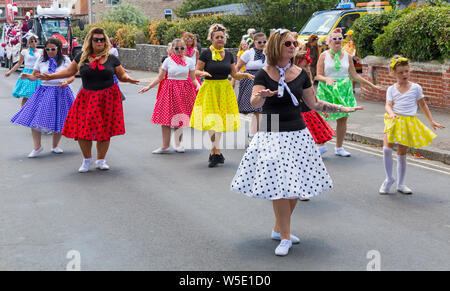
[1,68,449,271]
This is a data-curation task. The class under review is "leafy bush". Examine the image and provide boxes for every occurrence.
[103,2,148,28]
[352,10,400,58]
[115,24,140,48]
[373,4,450,61]
[72,21,125,42]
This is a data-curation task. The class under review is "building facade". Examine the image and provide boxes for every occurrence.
[0,0,53,23]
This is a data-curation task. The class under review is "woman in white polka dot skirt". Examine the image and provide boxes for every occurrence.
[139,38,201,153]
[231,30,363,256]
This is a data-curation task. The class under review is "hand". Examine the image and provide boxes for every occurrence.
[325,78,335,86]
[20,73,29,80]
[195,83,201,91]
[246,73,255,81]
[202,72,212,78]
[256,89,278,98]
[341,105,364,113]
[373,85,384,91]
[430,121,445,130]
[138,86,151,94]
[322,112,330,118]
[129,79,139,85]
[5,71,11,77]
[387,113,399,119]
[60,81,69,88]
[39,73,52,81]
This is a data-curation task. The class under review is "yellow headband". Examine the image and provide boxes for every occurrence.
[390,57,408,68]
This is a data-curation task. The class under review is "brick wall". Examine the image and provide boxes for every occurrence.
[360,56,450,112]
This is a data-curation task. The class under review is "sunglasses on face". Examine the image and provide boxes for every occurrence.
[45,47,57,52]
[256,40,267,45]
[185,37,194,41]
[29,40,37,43]
[284,40,298,48]
[174,46,185,51]
[92,37,106,43]
[332,37,343,41]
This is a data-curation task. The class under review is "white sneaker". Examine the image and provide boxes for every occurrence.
[95,159,110,171]
[318,145,328,155]
[275,239,292,256]
[397,185,413,194]
[379,179,395,194]
[174,146,185,153]
[335,147,351,157]
[271,230,300,244]
[78,158,93,173]
[28,147,43,158]
[51,147,64,154]
[299,197,310,202]
[152,147,174,154]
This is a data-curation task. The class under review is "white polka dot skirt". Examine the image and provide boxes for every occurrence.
[231,129,333,200]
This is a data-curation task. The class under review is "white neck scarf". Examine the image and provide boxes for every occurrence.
[276,62,299,106]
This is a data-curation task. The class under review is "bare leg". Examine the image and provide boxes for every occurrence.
[96,140,110,160]
[174,127,183,147]
[249,112,261,135]
[161,125,172,149]
[274,199,298,234]
[21,98,28,107]
[272,199,292,241]
[335,116,348,148]
[209,130,222,155]
[31,129,42,150]
[52,133,62,148]
[78,139,93,159]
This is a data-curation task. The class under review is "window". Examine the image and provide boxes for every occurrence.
[337,14,360,34]
[106,0,120,6]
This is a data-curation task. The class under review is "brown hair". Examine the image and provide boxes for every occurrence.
[182,32,197,49]
[78,27,111,70]
[265,29,292,66]
[389,55,410,73]
[207,23,228,42]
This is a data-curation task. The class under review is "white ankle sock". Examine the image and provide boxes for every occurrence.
[383,147,394,182]
[397,155,407,186]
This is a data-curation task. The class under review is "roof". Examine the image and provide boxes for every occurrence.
[186,3,252,16]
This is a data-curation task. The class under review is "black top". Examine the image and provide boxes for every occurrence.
[199,49,234,80]
[75,53,121,91]
[254,68,312,132]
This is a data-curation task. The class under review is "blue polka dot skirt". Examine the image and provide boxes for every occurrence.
[12,68,41,98]
[10,85,75,133]
[231,129,333,200]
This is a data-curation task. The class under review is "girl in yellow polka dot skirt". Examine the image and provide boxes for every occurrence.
[379,56,445,195]
[190,24,254,167]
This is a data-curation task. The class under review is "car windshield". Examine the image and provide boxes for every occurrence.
[41,19,69,39]
[300,11,340,35]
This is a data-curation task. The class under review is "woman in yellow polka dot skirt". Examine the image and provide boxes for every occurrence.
[379,56,445,195]
[190,24,254,167]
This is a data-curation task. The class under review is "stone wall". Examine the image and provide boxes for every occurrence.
[119,44,239,72]
[360,56,450,112]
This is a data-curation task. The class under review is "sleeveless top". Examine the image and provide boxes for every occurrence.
[324,50,349,79]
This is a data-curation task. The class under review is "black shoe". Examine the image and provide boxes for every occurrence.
[208,154,220,168]
[209,154,213,162]
[218,154,225,164]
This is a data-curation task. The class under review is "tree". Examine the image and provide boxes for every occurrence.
[103,2,149,28]
[175,0,239,18]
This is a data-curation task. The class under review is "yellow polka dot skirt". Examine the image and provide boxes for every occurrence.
[190,79,241,132]
[384,114,436,148]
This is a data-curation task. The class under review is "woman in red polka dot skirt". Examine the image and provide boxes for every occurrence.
[139,38,200,154]
[39,27,139,173]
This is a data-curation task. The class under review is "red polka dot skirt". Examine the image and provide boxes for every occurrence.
[301,110,335,144]
[152,79,197,128]
[62,84,125,141]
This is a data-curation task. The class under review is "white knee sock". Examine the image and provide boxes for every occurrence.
[397,155,407,187]
[383,147,394,182]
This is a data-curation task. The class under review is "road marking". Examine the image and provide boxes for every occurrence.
[328,141,450,176]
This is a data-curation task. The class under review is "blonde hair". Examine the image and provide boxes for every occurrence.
[327,28,343,45]
[239,40,248,51]
[265,29,292,66]
[182,32,197,49]
[78,27,111,70]
[389,55,410,73]
[207,23,228,42]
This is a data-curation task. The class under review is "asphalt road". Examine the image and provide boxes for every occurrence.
[1,68,449,271]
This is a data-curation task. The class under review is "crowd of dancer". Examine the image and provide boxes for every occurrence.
[6,24,445,256]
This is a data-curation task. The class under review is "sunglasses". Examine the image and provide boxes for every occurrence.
[256,40,267,45]
[92,37,106,43]
[332,37,343,41]
[29,40,38,43]
[45,47,57,52]
[174,46,185,51]
[284,40,298,48]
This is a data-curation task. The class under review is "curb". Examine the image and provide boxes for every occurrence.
[345,131,450,165]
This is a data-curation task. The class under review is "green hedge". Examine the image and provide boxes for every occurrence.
[72,21,140,48]
[353,4,450,61]
[373,5,450,61]
[153,15,264,48]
